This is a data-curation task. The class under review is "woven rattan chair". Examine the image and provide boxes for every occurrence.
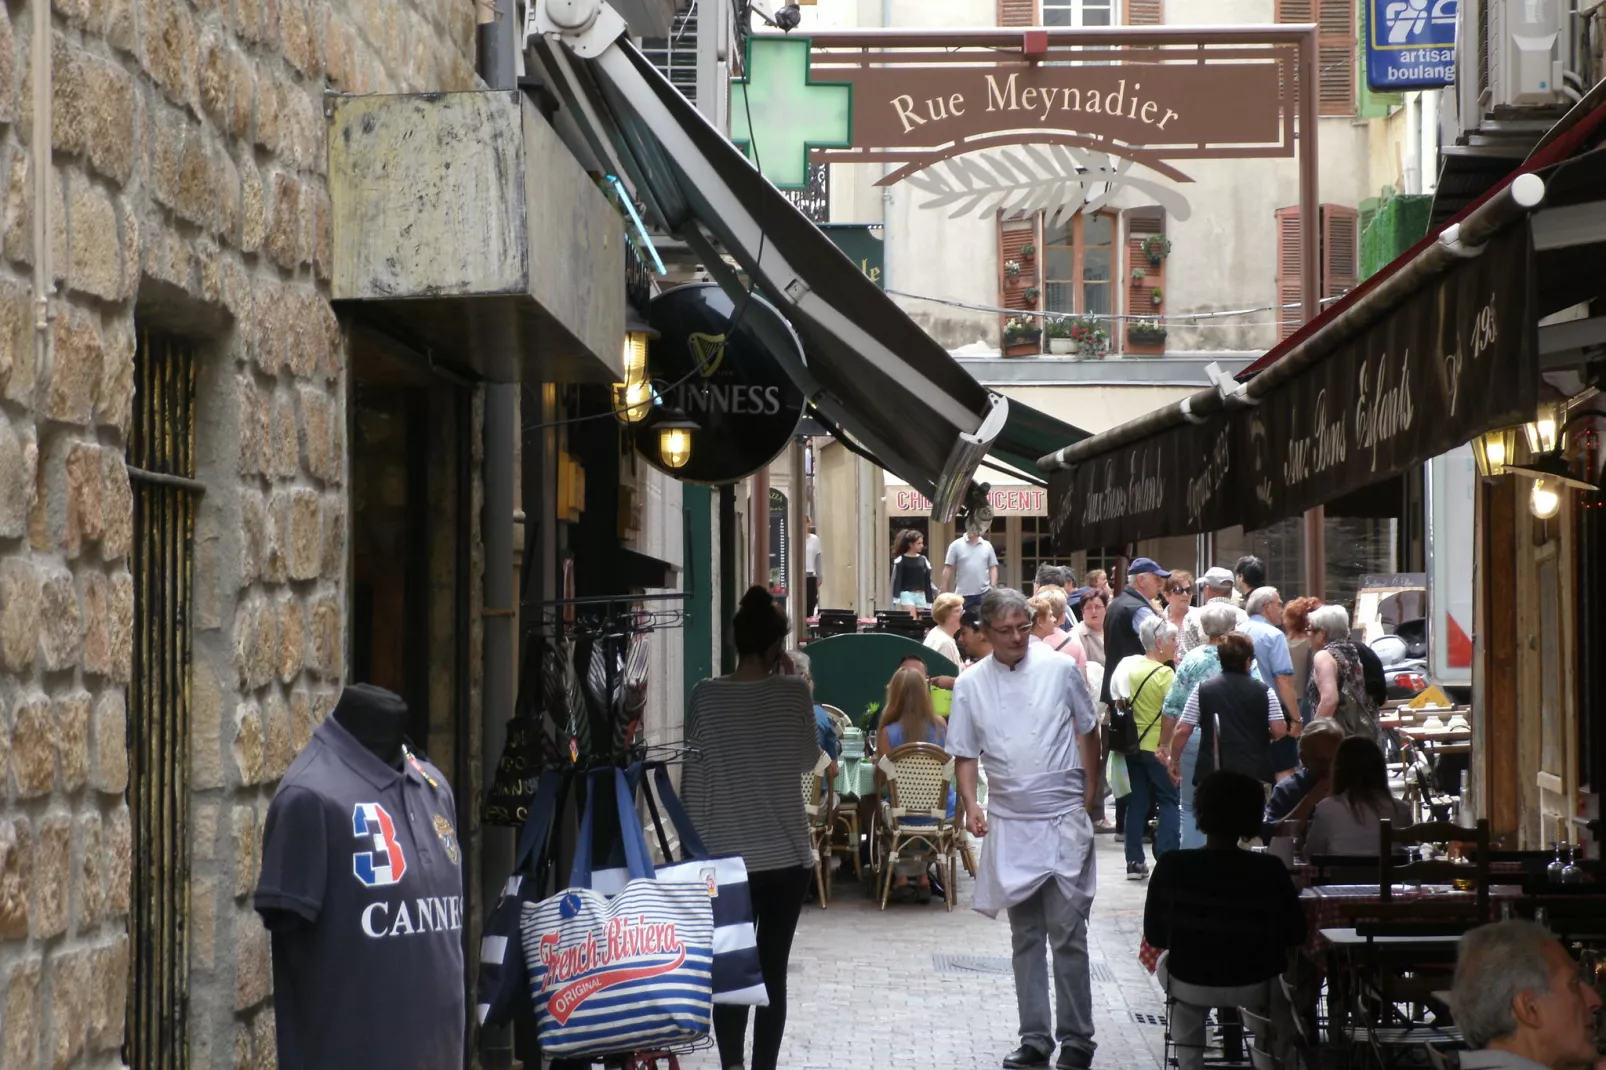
[874,742,959,911]
[803,750,835,907]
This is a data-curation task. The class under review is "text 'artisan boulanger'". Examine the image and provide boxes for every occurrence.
[891,74,1180,135]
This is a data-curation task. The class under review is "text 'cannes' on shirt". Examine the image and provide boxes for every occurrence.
[253,716,466,1070]
[946,645,1099,782]
[682,674,820,873]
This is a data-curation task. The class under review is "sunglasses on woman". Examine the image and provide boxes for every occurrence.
[1169,586,1193,595]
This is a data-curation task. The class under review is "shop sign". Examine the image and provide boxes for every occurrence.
[769,487,790,596]
[1242,224,1536,529]
[1365,0,1456,92]
[819,224,884,288]
[635,283,807,484]
[889,484,1047,517]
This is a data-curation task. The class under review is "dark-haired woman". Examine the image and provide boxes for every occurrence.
[683,586,821,1070]
[1304,736,1411,856]
[1144,771,1306,1070]
[890,529,935,618]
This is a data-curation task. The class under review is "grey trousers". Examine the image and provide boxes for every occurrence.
[1006,880,1097,1062]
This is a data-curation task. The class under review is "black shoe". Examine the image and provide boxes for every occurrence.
[1002,1045,1051,1069]
[1055,1050,1093,1070]
[1126,861,1149,880]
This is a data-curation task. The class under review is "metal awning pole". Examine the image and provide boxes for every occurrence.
[1298,25,1324,601]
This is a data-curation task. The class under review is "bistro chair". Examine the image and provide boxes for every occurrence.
[1343,900,1468,1067]
[1237,1005,1283,1070]
[1379,818,1491,916]
[874,742,960,911]
[802,750,836,907]
[821,704,851,744]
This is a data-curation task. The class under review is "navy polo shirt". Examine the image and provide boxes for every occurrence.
[254,716,465,1069]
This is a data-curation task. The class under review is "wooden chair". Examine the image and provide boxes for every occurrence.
[1379,818,1491,917]
[802,751,836,907]
[1343,901,1467,1066]
[874,742,959,911]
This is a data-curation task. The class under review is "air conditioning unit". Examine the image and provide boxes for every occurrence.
[1487,0,1569,106]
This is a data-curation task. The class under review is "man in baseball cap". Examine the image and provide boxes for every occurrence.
[1177,567,1249,659]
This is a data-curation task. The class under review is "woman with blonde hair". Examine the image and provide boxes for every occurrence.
[877,666,952,901]
[924,593,965,667]
[1028,586,1088,675]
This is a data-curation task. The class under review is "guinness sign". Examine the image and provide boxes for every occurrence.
[635,284,807,483]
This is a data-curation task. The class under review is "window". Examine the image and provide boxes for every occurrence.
[1019,516,1059,593]
[1044,211,1115,320]
[1042,0,1114,25]
[1276,0,1357,116]
[1274,204,1361,338]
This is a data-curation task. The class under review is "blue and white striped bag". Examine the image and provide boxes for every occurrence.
[591,764,768,1006]
[520,768,715,1058]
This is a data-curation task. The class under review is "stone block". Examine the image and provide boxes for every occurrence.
[310,595,341,679]
[88,936,128,1052]
[234,911,272,1010]
[198,31,229,130]
[253,63,280,151]
[311,186,332,282]
[63,441,103,558]
[321,494,345,578]
[108,571,133,683]
[284,292,319,378]
[228,51,255,141]
[141,0,197,110]
[251,1008,277,1069]
[51,691,90,792]
[0,557,39,671]
[232,804,258,898]
[99,451,132,561]
[191,659,222,789]
[288,688,312,753]
[232,597,259,690]
[117,200,141,302]
[2,151,66,276]
[0,820,30,940]
[263,490,289,584]
[96,316,134,436]
[0,7,14,125]
[66,172,123,301]
[286,489,321,581]
[237,376,268,477]
[0,413,35,543]
[218,150,242,247]
[46,949,90,1070]
[85,54,137,186]
[79,571,109,676]
[311,688,338,725]
[0,277,35,404]
[192,800,218,862]
[12,694,55,797]
[104,805,130,917]
[281,0,317,75]
[240,162,265,254]
[77,812,103,927]
[232,699,264,785]
[91,688,127,794]
[176,132,220,233]
[32,816,69,939]
[264,172,301,270]
[190,874,216,971]
[147,102,185,215]
[253,600,279,690]
[37,569,82,671]
[271,392,297,479]
[263,690,291,780]
[296,385,334,485]
[2,957,40,1070]
[239,487,265,588]
[277,596,303,683]
[45,307,103,426]
[48,37,90,156]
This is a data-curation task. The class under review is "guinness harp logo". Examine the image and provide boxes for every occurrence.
[688,332,727,378]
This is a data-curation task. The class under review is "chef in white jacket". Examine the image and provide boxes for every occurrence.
[950,586,1101,1070]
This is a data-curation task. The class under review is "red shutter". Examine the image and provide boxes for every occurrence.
[1125,0,1164,24]
[1275,206,1304,340]
[1125,210,1165,354]
[998,0,1037,25]
[1322,203,1360,299]
[1276,0,1355,116]
[999,217,1039,349]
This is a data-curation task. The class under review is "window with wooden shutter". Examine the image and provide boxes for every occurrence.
[999,216,1039,350]
[1124,0,1163,24]
[998,0,1037,25]
[1125,209,1165,353]
[1276,0,1357,117]
[1274,206,1305,340]
[1322,204,1359,299]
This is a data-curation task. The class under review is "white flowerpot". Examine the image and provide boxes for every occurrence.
[1049,337,1075,355]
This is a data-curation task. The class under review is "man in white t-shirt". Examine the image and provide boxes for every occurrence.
[804,522,822,617]
[942,527,1000,614]
[949,587,1101,1070]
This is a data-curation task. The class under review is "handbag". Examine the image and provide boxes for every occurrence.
[477,768,566,1027]
[1109,663,1165,756]
[521,768,716,1058]
[591,763,769,1007]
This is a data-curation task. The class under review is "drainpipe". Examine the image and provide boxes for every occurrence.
[32,0,53,346]
[478,1,518,1066]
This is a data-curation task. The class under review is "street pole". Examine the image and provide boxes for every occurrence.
[1297,24,1325,602]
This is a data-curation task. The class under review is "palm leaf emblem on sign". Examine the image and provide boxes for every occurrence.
[688,332,727,377]
[902,144,1192,223]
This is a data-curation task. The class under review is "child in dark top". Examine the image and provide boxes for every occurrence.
[1144,771,1306,1070]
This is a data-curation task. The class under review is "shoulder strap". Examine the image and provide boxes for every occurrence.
[1131,664,1166,743]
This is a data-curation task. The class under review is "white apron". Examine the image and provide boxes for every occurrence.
[972,767,1097,920]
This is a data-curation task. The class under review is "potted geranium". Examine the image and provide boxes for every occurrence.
[1003,259,1022,280]
[1003,316,1041,356]
[1131,267,1147,282]
[1141,234,1172,266]
[1022,286,1041,307]
[1128,316,1168,347]
[1067,316,1111,360]
[1020,241,1036,262]
[1047,318,1075,355]
[1150,287,1164,307]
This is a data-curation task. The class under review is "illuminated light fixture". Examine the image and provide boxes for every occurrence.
[1530,478,1562,520]
[1472,426,1519,479]
[1524,394,1565,455]
[612,378,653,424]
[612,308,659,424]
[654,407,699,470]
[1507,450,1598,493]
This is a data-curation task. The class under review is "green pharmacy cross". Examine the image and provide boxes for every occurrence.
[730,37,853,190]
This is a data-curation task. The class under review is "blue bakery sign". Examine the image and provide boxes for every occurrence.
[1365,0,1457,91]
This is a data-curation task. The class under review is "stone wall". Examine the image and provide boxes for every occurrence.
[0,0,478,1063]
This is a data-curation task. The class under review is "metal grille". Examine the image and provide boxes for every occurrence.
[125,330,198,1070]
[1132,1011,1168,1026]
[781,163,830,223]
[640,0,699,103]
[933,954,1013,974]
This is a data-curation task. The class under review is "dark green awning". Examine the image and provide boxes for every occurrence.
[986,397,1091,486]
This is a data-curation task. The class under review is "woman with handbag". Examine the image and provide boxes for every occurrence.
[1109,617,1180,879]
[683,586,820,1070]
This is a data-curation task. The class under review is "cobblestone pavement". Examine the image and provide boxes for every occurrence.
[681,832,1170,1070]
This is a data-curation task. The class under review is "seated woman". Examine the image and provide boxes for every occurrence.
[1304,735,1412,857]
[1144,771,1307,1070]
[876,666,954,902]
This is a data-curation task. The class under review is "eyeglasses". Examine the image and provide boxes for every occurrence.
[984,624,1033,639]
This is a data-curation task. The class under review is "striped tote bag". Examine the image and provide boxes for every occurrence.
[521,768,715,1058]
[591,763,768,1005]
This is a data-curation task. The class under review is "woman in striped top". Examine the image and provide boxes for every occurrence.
[682,586,820,1070]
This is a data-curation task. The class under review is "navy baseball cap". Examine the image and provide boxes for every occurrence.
[1128,557,1171,578]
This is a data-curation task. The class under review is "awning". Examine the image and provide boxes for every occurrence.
[533,29,1007,521]
[988,397,1091,485]
[1040,100,1606,553]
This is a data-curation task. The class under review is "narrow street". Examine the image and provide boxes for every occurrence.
[682,834,1170,1070]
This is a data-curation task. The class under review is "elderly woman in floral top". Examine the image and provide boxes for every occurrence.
[1162,603,1263,849]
